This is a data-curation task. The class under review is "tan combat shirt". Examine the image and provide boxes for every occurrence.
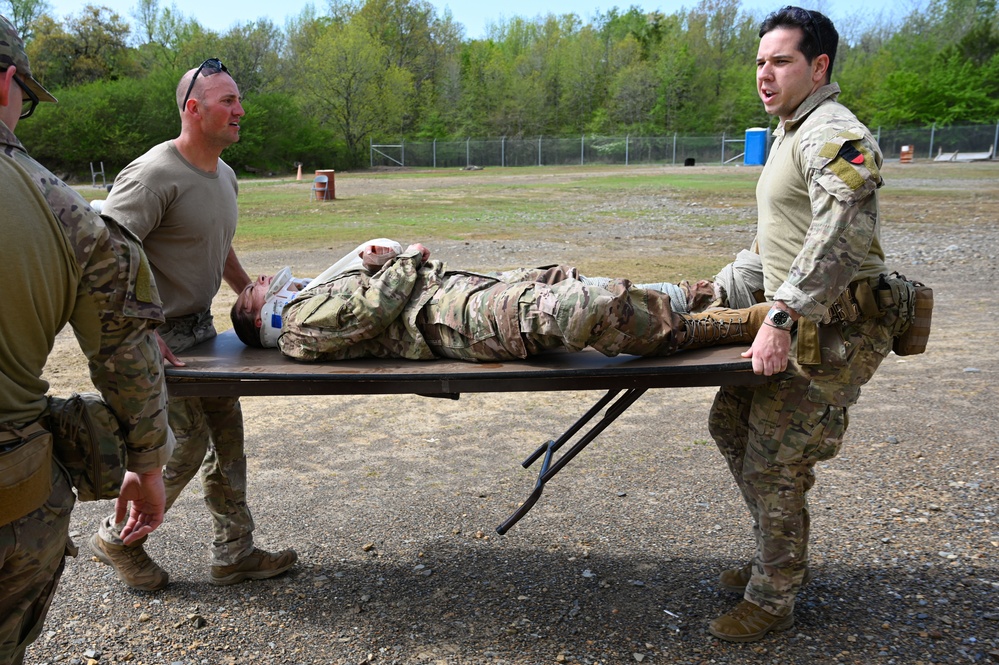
[756,83,887,323]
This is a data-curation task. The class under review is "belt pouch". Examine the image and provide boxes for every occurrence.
[0,423,53,525]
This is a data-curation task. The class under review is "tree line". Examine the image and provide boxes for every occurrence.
[4,0,998,175]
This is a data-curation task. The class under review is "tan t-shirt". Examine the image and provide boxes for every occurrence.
[103,141,239,318]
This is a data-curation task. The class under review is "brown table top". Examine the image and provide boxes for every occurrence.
[164,331,764,397]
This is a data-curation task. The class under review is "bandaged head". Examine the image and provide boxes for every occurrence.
[259,267,300,348]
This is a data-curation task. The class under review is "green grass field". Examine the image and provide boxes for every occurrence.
[72,160,999,282]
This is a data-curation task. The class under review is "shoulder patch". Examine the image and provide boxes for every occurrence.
[817,135,880,192]
[837,143,866,165]
[817,130,864,159]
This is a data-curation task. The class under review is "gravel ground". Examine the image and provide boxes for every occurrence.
[25,165,999,665]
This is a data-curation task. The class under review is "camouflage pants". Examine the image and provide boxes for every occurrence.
[422,275,680,361]
[101,311,255,566]
[0,464,75,665]
[708,316,892,617]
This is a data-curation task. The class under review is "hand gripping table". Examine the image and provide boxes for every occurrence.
[165,331,765,534]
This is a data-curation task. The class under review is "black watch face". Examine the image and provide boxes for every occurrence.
[771,310,791,327]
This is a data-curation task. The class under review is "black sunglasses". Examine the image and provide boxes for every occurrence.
[181,58,229,111]
[801,9,825,61]
[13,74,39,119]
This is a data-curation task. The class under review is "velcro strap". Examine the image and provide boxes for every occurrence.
[796,318,822,365]
[0,423,53,525]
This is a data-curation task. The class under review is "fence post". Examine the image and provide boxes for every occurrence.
[369,137,373,168]
[581,135,584,166]
[502,136,506,167]
[538,136,542,166]
[928,122,936,159]
[672,133,677,165]
[466,137,470,168]
[401,140,405,167]
[993,121,998,160]
[433,139,437,169]
[721,132,726,164]
[626,135,629,166]
[876,126,881,144]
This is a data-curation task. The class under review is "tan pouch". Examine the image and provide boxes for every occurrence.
[47,393,127,502]
[893,283,933,356]
[0,423,53,525]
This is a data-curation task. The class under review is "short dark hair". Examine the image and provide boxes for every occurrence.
[760,6,839,81]
[230,288,264,348]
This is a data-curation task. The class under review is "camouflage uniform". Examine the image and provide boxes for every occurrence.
[0,72,170,665]
[708,84,894,618]
[156,313,251,563]
[279,251,683,362]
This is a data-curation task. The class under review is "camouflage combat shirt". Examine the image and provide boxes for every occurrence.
[0,119,172,473]
[756,83,887,323]
[279,248,539,362]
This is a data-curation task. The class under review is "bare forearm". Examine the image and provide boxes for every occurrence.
[223,246,251,294]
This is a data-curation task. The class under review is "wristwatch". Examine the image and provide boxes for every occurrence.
[766,307,794,331]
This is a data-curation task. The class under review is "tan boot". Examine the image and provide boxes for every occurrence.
[676,302,770,350]
[89,532,169,591]
[709,600,794,642]
[210,547,298,586]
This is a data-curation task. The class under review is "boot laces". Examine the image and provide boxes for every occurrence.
[119,543,157,569]
[683,314,746,347]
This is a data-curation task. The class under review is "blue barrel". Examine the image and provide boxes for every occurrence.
[744,128,769,165]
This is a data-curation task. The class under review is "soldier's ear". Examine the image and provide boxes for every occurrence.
[0,67,16,108]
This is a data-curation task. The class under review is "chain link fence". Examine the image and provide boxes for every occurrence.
[371,123,999,168]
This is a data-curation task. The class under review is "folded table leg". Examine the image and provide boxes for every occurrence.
[496,387,648,535]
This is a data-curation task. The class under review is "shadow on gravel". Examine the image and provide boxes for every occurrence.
[79,544,994,664]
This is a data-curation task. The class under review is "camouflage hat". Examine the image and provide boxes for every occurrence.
[0,14,57,104]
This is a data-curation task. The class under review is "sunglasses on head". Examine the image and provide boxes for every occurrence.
[800,9,825,60]
[181,58,229,111]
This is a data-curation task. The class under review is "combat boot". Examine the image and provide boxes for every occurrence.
[89,532,169,591]
[676,302,770,350]
[718,562,814,593]
[210,547,298,586]
[709,600,794,642]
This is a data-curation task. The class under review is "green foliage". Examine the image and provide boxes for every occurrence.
[2,0,49,40]
[11,0,999,175]
[296,18,414,166]
[224,93,339,174]
[25,6,137,88]
[17,69,179,174]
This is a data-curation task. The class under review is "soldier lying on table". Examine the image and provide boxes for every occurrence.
[230,239,768,363]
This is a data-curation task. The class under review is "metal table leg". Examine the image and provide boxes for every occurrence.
[496,387,648,534]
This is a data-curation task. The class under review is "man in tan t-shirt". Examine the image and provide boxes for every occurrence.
[89,59,297,590]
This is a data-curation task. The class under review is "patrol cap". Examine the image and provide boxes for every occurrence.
[0,14,57,104]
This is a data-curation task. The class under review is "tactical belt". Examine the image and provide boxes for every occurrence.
[0,421,53,525]
[797,277,883,365]
[821,277,882,325]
